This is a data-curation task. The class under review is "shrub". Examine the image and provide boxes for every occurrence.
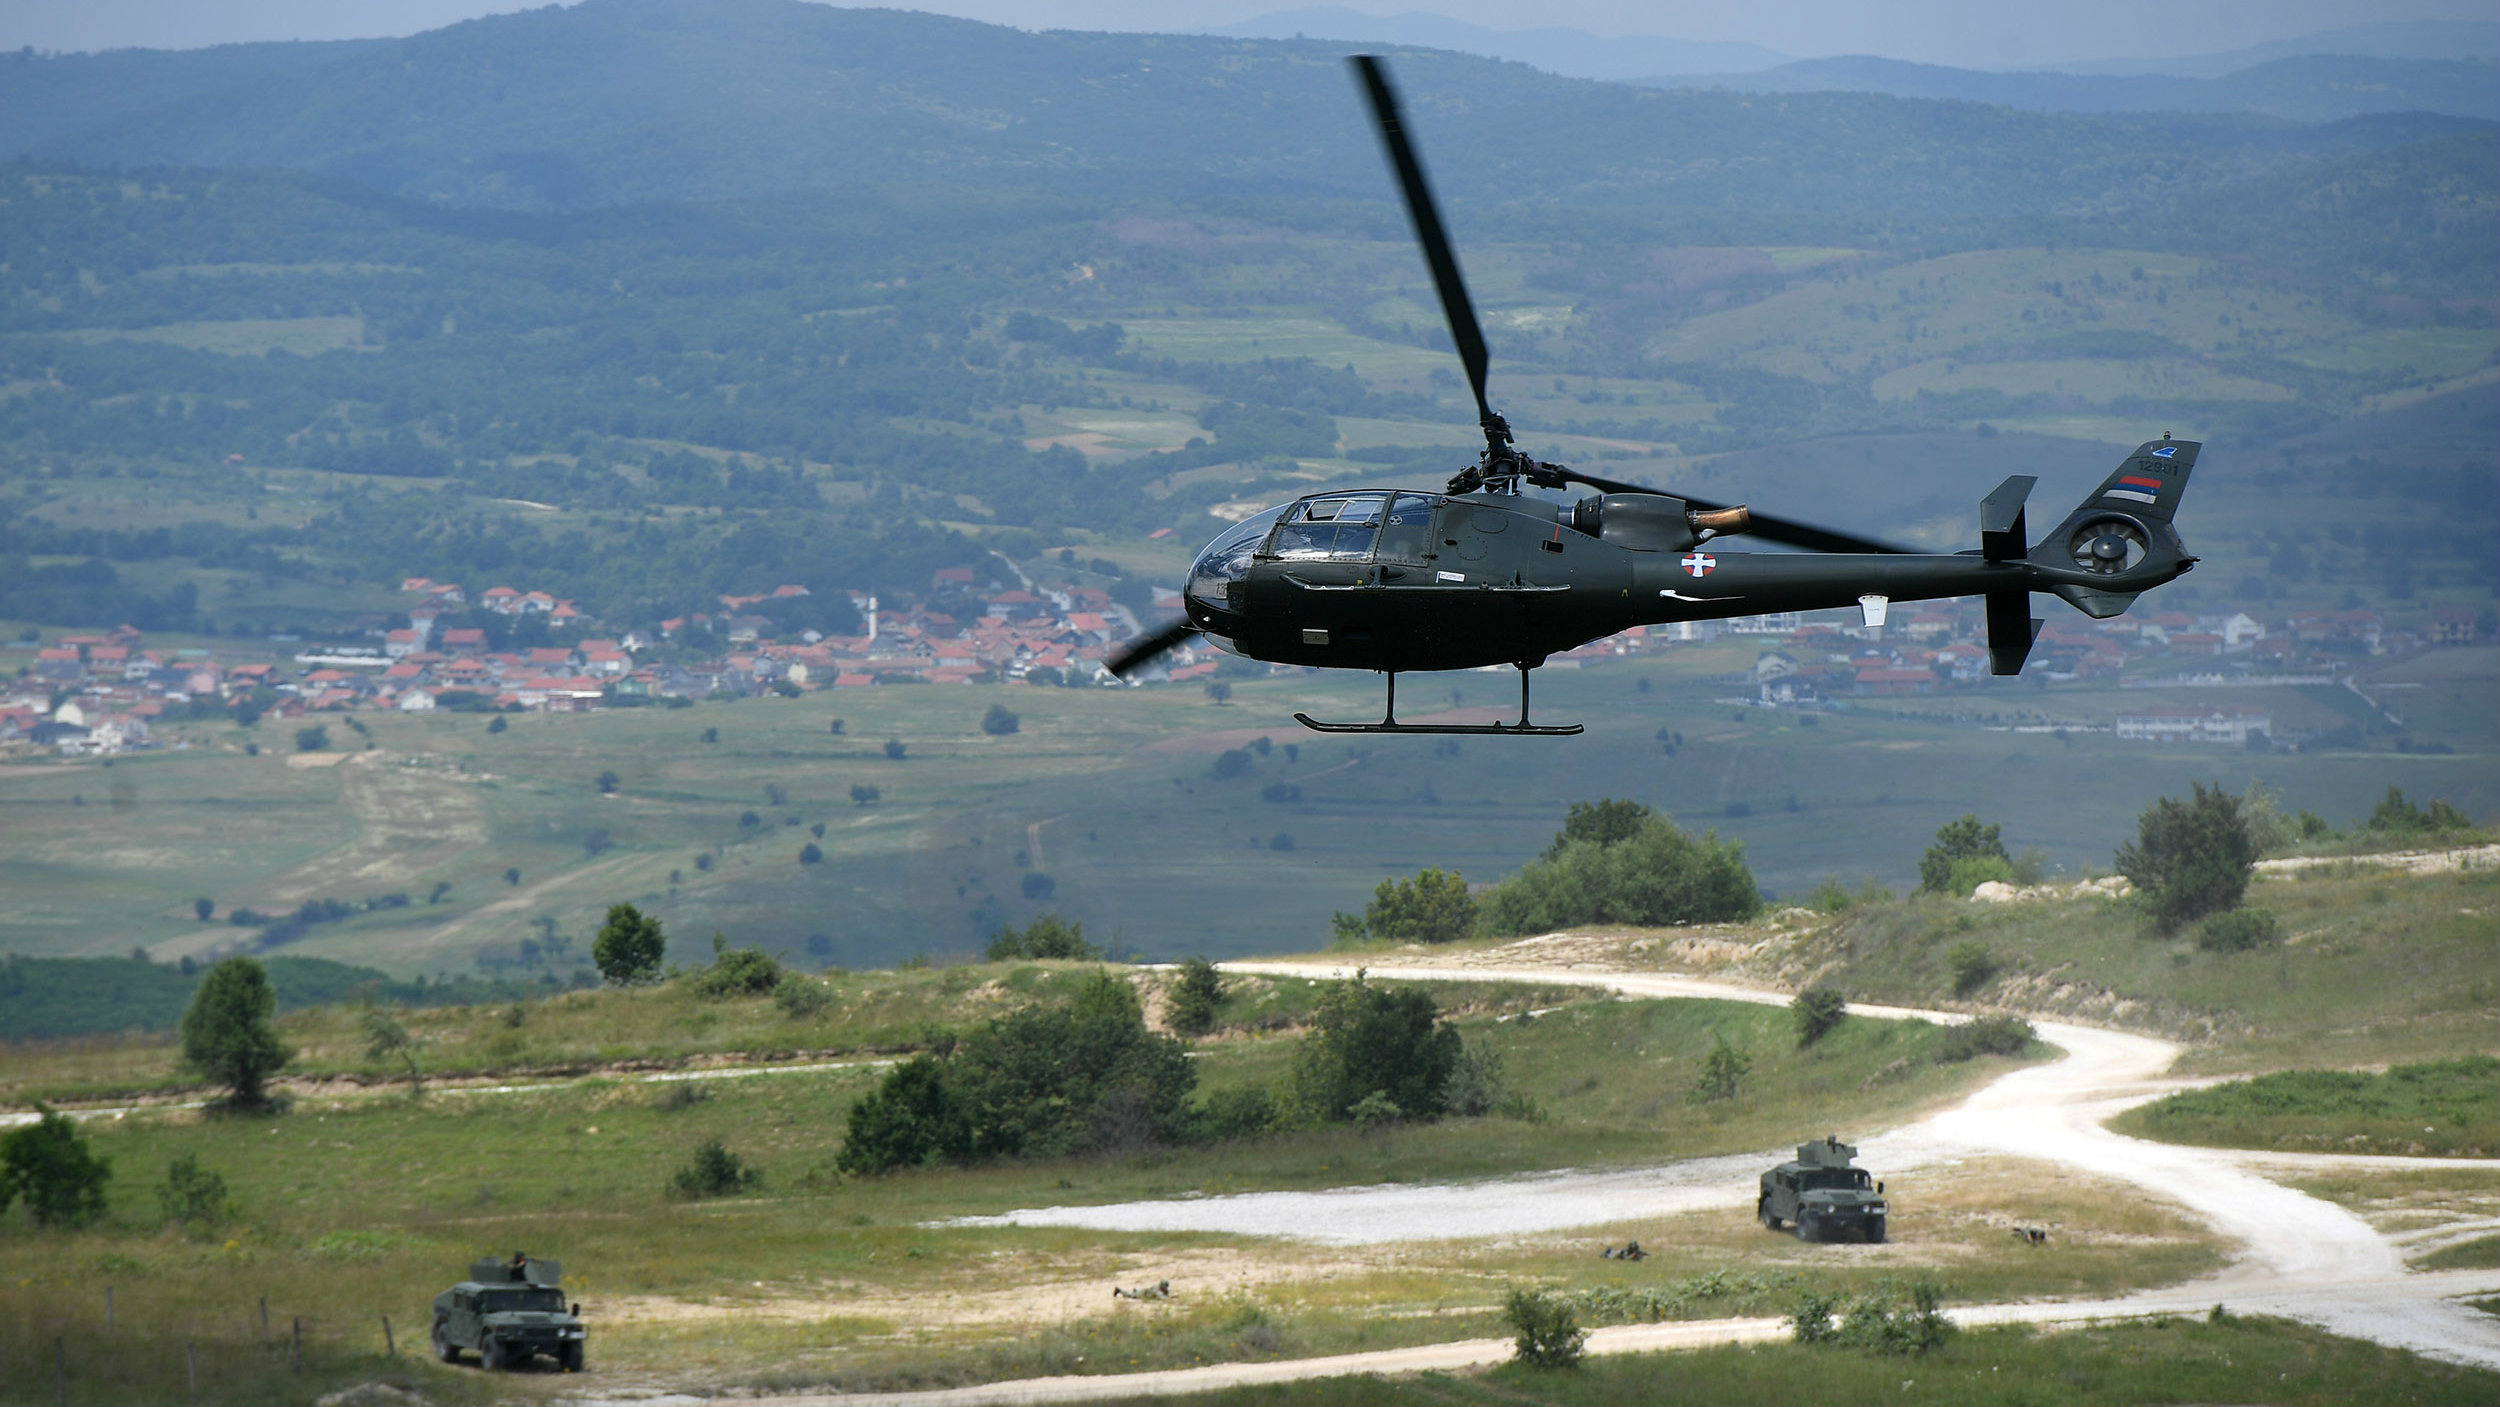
[1545,799,1654,857]
[1792,986,1847,1047]
[1195,1084,1280,1141]
[596,769,619,794]
[1944,853,2017,896]
[1939,1014,2035,1062]
[2197,907,2283,952]
[1288,974,1463,1124]
[951,973,1196,1159]
[1920,814,2006,893]
[670,1139,761,1198]
[798,842,824,865]
[1167,956,1223,1036]
[1688,1033,1752,1103]
[2116,782,2257,929]
[837,1055,970,1174]
[156,1154,230,1225]
[1480,817,1758,933]
[592,903,668,985]
[1440,1042,1508,1116]
[981,704,1020,735]
[1805,877,1892,914]
[985,914,1098,961]
[883,739,907,759]
[2367,786,2475,835]
[1,1106,112,1228]
[1346,1090,1404,1125]
[1947,942,1998,996]
[294,725,329,753]
[1503,1287,1587,1369]
[691,938,782,997]
[1365,868,1474,944]
[179,957,292,1109]
[1789,1289,1842,1345]
[775,973,834,1017]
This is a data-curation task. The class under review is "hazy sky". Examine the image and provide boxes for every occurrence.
[3,0,2488,68]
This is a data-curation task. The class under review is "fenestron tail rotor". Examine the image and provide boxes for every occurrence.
[1106,617,1200,679]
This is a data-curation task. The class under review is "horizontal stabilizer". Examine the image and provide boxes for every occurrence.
[1986,590,2042,676]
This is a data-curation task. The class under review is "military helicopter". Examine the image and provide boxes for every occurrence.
[1108,55,2200,735]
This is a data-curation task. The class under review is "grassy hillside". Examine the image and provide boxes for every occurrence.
[0,964,2222,1405]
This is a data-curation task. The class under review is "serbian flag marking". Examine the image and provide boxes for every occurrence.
[1682,552,1717,578]
[2104,474,2163,505]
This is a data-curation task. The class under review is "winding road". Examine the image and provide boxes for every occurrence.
[768,957,2500,1407]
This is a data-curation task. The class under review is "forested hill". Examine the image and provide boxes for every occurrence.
[5,0,2490,251]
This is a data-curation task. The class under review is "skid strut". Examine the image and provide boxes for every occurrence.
[1294,665,1582,736]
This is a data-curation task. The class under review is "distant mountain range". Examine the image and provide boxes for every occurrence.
[1637,52,2500,125]
[0,0,2491,296]
[1202,6,1788,80]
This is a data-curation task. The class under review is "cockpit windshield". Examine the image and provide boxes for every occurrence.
[1268,495,1388,562]
[482,1288,566,1313]
[1186,505,1287,611]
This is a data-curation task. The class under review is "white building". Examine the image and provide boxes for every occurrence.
[2114,704,2272,744]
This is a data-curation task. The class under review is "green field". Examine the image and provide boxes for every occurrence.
[2113,1057,2500,1158]
[6,640,2493,980]
[1113,1315,2500,1407]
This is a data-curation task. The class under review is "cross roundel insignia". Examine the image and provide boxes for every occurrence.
[1681,552,1717,578]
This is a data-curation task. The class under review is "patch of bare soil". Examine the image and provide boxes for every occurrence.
[595,1246,1369,1333]
[262,753,491,903]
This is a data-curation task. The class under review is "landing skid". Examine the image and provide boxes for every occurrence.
[1293,667,1583,737]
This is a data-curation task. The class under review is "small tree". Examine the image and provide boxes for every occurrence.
[2115,782,2257,929]
[799,842,824,865]
[883,738,908,759]
[851,784,881,806]
[670,1139,761,1198]
[1167,956,1224,1036]
[179,957,292,1110]
[1689,1033,1751,1104]
[593,903,668,985]
[1919,815,2007,893]
[193,897,214,921]
[1503,1287,1587,1369]
[1793,986,1847,1047]
[157,1154,230,1226]
[1365,868,1474,944]
[0,1106,112,1228]
[596,770,620,794]
[1545,798,1654,858]
[1205,681,1233,705]
[294,725,328,753]
[361,1008,422,1095]
[1288,973,1462,1123]
[981,704,1020,735]
[692,936,782,997]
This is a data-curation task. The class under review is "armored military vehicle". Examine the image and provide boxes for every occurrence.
[431,1256,586,1371]
[1758,1136,1888,1243]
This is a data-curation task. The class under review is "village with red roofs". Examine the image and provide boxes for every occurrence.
[4,567,2486,757]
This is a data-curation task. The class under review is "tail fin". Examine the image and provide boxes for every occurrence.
[2075,436,2199,524]
[2034,436,2202,621]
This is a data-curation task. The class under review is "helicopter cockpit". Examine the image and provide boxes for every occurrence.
[1187,492,1449,615]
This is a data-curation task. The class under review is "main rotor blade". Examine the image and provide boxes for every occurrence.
[1558,466,1917,555]
[1350,56,1495,437]
[1106,617,1200,678]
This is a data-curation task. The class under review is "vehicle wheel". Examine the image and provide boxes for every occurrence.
[1871,1221,1888,1245]
[432,1319,459,1364]
[481,1335,506,1372]
[561,1342,584,1373]
[1794,1214,1816,1242]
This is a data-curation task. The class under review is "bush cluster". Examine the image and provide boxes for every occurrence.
[1504,1287,1587,1369]
[985,914,1099,961]
[1480,806,1758,934]
[1792,986,1847,1047]
[690,937,782,997]
[2116,782,2257,929]
[1790,1282,1952,1354]
[1938,1014,2035,1063]
[2196,907,2283,952]
[671,1138,762,1198]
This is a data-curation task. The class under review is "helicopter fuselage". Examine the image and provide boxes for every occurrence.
[1181,483,2192,675]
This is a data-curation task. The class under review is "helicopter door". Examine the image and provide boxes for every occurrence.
[1374,494,1438,577]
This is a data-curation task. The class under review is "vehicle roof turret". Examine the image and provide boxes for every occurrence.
[1793,1135,1859,1169]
